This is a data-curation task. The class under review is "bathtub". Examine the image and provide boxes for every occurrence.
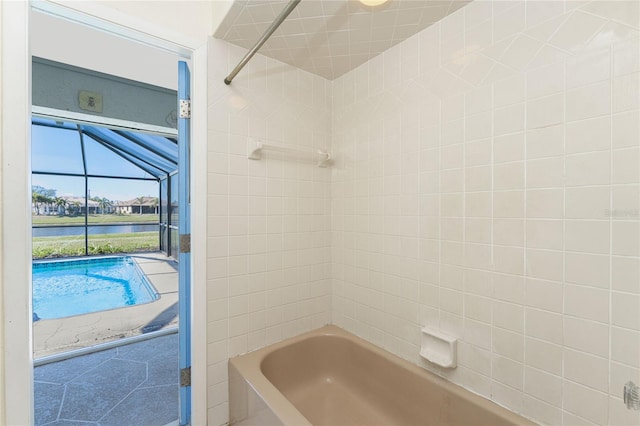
[229,325,536,425]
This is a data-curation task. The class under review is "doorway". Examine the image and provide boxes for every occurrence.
[30,11,191,426]
[1,2,207,423]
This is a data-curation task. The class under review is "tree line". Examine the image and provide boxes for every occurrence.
[31,186,156,215]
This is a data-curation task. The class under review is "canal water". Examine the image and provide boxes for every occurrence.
[33,223,158,237]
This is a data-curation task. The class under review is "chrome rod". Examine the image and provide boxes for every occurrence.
[224,0,301,85]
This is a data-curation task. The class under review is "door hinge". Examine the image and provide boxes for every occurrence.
[179,99,191,119]
[180,233,191,253]
[180,367,191,387]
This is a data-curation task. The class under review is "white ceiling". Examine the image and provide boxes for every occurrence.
[214,0,472,80]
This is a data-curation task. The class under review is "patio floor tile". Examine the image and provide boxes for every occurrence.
[115,333,177,362]
[60,359,147,422]
[34,382,64,425]
[98,384,178,426]
[35,333,178,426]
[34,349,117,385]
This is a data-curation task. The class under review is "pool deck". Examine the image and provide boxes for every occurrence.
[34,332,179,425]
[33,253,178,359]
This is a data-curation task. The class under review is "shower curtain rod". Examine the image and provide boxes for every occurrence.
[224,0,302,85]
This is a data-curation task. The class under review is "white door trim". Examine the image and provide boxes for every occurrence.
[189,42,208,426]
[1,1,33,424]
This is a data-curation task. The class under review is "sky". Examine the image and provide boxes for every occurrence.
[32,123,161,202]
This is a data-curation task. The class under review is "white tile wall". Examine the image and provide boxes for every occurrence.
[207,1,639,425]
[206,39,332,425]
[331,1,640,426]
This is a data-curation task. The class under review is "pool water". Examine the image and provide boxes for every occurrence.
[33,256,159,320]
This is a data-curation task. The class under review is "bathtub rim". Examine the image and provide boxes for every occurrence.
[229,324,536,426]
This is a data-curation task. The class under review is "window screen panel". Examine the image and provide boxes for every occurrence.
[116,131,178,164]
[32,123,84,174]
[84,135,155,179]
[82,126,176,174]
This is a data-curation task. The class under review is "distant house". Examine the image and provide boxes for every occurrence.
[61,196,100,215]
[116,197,158,214]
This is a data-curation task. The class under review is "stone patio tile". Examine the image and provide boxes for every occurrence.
[98,385,179,426]
[59,359,146,421]
[35,333,179,425]
[34,349,117,384]
[142,352,179,387]
[147,273,179,294]
[138,262,177,275]
[115,334,178,362]
[34,381,64,425]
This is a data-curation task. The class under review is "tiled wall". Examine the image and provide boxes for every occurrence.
[206,39,332,424]
[207,1,639,425]
[331,1,639,425]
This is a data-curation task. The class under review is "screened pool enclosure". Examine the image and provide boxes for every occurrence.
[31,117,180,259]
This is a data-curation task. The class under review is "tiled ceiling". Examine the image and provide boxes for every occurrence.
[214,0,472,80]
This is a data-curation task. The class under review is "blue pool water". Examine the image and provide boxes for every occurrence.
[33,256,159,320]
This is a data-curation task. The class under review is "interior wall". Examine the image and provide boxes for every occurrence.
[91,0,218,44]
[43,0,217,52]
[30,10,180,90]
[206,39,332,425]
[331,1,639,425]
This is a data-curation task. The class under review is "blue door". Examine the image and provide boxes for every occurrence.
[178,60,191,425]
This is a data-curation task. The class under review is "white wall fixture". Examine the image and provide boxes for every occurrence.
[359,0,389,6]
[248,139,332,168]
[420,327,457,369]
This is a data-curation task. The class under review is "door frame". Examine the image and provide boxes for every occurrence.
[0,2,208,424]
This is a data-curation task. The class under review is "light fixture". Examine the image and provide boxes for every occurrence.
[359,0,389,6]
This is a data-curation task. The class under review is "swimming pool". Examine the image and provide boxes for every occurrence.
[33,256,159,320]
